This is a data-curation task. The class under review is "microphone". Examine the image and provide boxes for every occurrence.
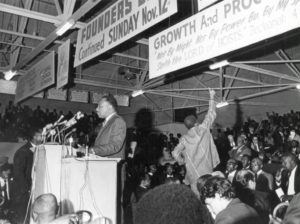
[53,115,64,126]
[64,128,77,144]
[65,112,84,128]
[42,115,65,135]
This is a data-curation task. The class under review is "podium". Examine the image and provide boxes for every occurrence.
[31,144,120,224]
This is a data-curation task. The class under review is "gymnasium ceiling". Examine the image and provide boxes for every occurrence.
[0,0,300,116]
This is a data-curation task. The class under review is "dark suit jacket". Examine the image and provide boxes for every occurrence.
[282,165,300,195]
[12,142,33,200]
[237,188,273,224]
[256,171,273,192]
[93,114,126,160]
[215,198,263,224]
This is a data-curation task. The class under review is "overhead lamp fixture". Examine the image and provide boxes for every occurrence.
[3,70,17,80]
[216,101,229,108]
[56,20,75,36]
[131,90,144,97]
[209,60,229,70]
[296,84,300,89]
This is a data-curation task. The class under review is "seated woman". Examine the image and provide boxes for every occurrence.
[158,146,176,166]
[235,169,276,224]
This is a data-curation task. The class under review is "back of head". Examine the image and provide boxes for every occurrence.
[135,184,205,224]
[235,170,255,188]
[184,115,197,130]
[200,176,236,203]
[32,193,58,224]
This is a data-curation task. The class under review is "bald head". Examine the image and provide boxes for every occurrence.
[184,115,197,130]
[32,194,58,224]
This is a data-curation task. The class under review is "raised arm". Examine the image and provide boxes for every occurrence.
[200,89,216,129]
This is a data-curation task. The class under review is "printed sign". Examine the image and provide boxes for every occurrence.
[115,94,129,106]
[149,0,300,79]
[91,92,104,104]
[74,0,177,67]
[47,88,67,101]
[57,39,70,89]
[15,51,55,103]
[70,90,89,103]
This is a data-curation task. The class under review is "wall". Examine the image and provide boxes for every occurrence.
[1,87,300,130]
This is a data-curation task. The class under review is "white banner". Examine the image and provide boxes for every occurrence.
[70,90,89,103]
[15,51,55,103]
[74,0,177,67]
[57,39,70,89]
[149,0,300,79]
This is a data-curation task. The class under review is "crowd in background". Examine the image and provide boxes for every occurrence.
[1,100,300,223]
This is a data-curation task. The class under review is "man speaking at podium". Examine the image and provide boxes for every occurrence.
[91,93,126,159]
[89,93,127,224]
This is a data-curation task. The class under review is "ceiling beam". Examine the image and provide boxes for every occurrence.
[233,60,300,64]
[230,62,300,83]
[224,68,239,100]
[0,3,86,28]
[146,90,209,101]
[114,53,148,62]
[53,0,63,15]
[10,0,34,68]
[74,78,135,92]
[227,85,295,102]
[0,2,60,24]
[275,49,300,78]
[0,28,64,44]
[204,71,267,85]
[13,0,104,71]
[0,40,51,52]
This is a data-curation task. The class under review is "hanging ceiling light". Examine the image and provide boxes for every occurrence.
[209,60,229,70]
[56,20,75,36]
[3,70,17,80]
[131,90,144,97]
[216,101,229,108]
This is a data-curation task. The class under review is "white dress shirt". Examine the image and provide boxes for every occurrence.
[288,166,297,195]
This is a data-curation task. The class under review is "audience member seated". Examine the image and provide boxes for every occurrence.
[135,173,151,202]
[200,176,263,224]
[32,193,58,224]
[251,158,274,192]
[32,194,92,224]
[135,184,209,224]
[250,135,264,153]
[225,159,239,184]
[0,162,13,220]
[269,192,300,224]
[158,146,176,166]
[276,153,300,202]
[235,169,274,224]
[229,135,252,162]
[241,155,251,170]
[159,163,180,184]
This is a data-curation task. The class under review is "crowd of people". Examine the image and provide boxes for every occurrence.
[0,101,102,143]
[1,96,300,224]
